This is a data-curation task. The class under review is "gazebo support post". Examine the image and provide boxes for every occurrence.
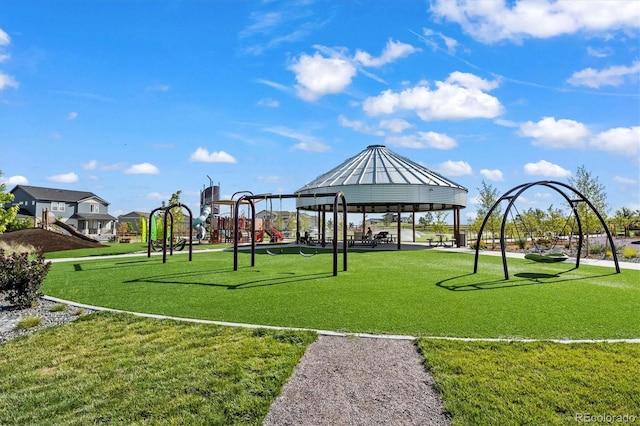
[397,204,402,250]
[412,205,416,243]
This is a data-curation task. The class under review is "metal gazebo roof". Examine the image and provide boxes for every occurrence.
[294,145,468,213]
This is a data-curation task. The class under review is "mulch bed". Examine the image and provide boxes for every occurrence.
[0,228,102,253]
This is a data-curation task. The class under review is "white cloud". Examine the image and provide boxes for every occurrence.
[386,131,457,150]
[147,192,169,200]
[189,148,237,163]
[480,169,504,181]
[292,141,331,153]
[353,39,419,67]
[47,172,79,183]
[430,0,640,43]
[263,126,330,152]
[518,117,590,149]
[82,160,98,170]
[256,98,280,108]
[0,28,9,46]
[362,72,503,121]
[589,126,640,157]
[0,71,18,90]
[379,118,413,133]
[586,46,612,58]
[614,176,638,186]
[125,163,160,175]
[437,160,473,176]
[257,176,285,183]
[567,60,640,88]
[1,175,28,186]
[338,115,384,136]
[289,52,357,101]
[67,112,78,120]
[524,160,571,177]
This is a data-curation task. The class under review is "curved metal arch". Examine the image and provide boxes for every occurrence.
[146,204,194,263]
[473,180,619,280]
[233,192,348,276]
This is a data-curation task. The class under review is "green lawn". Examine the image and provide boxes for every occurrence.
[418,339,640,425]
[42,248,640,339]
[0,312,315,425]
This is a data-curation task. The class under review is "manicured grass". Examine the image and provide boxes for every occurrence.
[42,249,640,339]
[0,312,316,425]
[418,339,640,425]
[43,242,231,259]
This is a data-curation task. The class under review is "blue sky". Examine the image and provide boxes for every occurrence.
[1,0,638,222]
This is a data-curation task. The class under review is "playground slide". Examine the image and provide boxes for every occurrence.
[46,211,99,243]
[193,205,211,228]
[264,227,284,242]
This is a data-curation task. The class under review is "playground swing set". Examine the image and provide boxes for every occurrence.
[144,191,349,277]
[232,192,348,276]
[473,180,620,280]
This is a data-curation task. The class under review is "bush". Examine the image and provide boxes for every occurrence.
[622,247,638,259]
[516,238,528,250]
[588,244,604,255]
[0,251,52,308]
[15,315,43,330]
[469,240,487,250]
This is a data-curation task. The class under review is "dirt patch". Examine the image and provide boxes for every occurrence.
[0,228,102,253]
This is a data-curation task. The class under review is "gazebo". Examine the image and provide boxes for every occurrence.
[294,145,468,249]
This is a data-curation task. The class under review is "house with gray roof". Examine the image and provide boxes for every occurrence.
[9,185,117,238]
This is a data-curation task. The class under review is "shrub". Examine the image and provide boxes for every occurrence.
[588,244,604,255]
[49,303,67,312]
[622,247,638,259]
[0,251,52,308]
[0,241,38,257]
[15,315,43,330]
[469,240,487,250]
[516,238,528,250]
[535,237,552,249]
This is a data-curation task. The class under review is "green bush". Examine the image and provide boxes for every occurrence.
[0,251,52,308]
[516,238,528,249]
[588,244,604,255]
[469,240,487,250]
[621,247,638,259]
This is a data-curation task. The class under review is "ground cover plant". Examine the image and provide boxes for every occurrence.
[418,339,640,425]
[0,311,316,425]
[42,248,640,339]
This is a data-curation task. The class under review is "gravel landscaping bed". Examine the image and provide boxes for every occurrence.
[0,297,95,344]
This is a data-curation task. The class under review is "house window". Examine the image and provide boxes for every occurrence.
[90,204,99,213]
[51,202,66,212]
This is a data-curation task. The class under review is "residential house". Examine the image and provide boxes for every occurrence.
[9,185,116,237]
[117,211,149,233]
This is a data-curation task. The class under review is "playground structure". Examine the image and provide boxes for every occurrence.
[473,180,620,280]
[233,192,348,276]
[42,209,100,243]
[147,203,194,263]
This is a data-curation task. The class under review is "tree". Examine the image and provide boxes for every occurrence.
[613,207,634,237]
[419,212,433,231]
[431,212,449,235]
[163,190,185,235]
[0,171,19,233]
[475,180,502,249]
[568,165,608,254]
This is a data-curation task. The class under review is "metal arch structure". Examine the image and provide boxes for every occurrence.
[473,180,620,280]
[146,203,194,263]
[233,192,348,276]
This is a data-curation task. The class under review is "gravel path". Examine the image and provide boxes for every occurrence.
[263,335,451,426]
